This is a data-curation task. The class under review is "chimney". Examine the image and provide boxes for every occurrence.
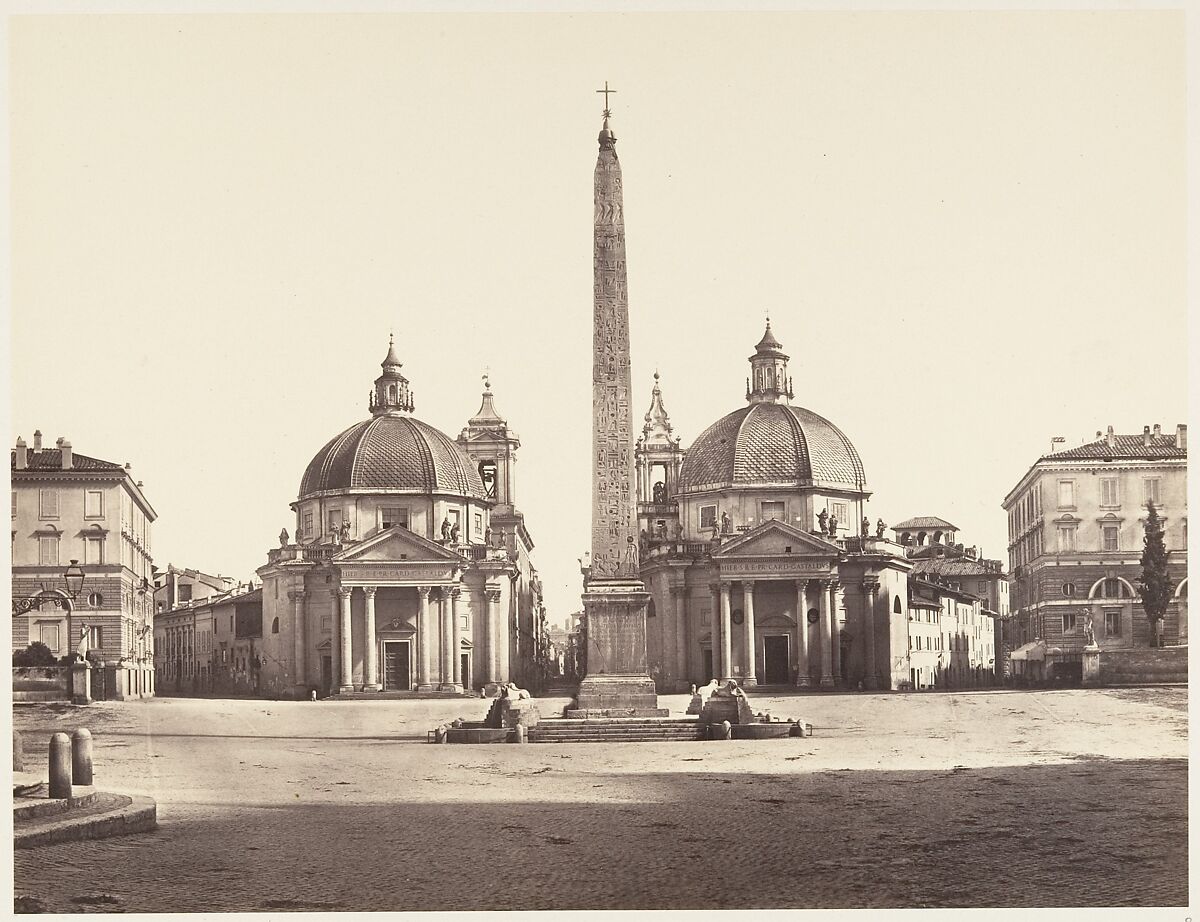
[1143,425,1152,447]
[1105,425,1115,447]
[14,437,27,469]
[1153,423,1162,436]
[1176,424,1187,450]
[32,430,42,452]
[1095,431,1102,440]
[61,440,73,470]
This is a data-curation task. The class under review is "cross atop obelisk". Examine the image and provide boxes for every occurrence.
[596,81,616,118]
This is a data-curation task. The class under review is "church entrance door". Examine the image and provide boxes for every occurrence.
[320,656,332,697]
[383,641,411,691]
[763,635,790,685]
[702,648,713,683]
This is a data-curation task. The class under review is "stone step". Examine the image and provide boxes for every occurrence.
[529,730,706,742]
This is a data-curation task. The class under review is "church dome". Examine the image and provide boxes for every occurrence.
[299,415,487,500]
[677,403,866,493]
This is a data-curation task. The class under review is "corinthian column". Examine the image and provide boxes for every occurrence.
[671,586,688,691]
[329,589,340,690]
[338,588,353,693]
[795,579,810,687]
[719,581,733,682]
[818,579,834,687]
[742,580,757,686]
[450,587,463,690]
[416,586,433,691]
[862,579,880,690]
[363,587,379,691]
[486,588,503,684]
[439,588,457,691]
[290,590,307,687]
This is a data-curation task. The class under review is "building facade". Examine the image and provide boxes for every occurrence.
[633,323,919,692]
[12,431,157,698]
[253,340,547,698]
[154,565,236,614]
[1003,424,1188,679]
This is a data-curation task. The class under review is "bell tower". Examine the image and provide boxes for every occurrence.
[457,374,521,512]
[636,372,684,541]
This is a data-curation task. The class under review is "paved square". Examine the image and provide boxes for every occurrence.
[13,687,1187,911]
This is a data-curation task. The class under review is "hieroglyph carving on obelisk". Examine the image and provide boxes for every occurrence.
[591,87,639,580]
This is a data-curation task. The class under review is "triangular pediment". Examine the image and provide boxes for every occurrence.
[333,526,462,564]
[713,520,840,559]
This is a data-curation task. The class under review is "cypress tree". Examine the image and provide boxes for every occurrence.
[1138,501,1172,648]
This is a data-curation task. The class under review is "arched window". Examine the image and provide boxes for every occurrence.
[893,596,902,614]
[388,384,397,403]
[87,592,103,608]
[917,531,927,545]
[271,617,280,634]
[1102,578,1126,599]
[478,460,498,499]
[933,531,943,544]
[647,598,657,619]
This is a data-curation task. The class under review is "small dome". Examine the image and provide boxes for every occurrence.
[299,415,486,500]
[678,403,866,493]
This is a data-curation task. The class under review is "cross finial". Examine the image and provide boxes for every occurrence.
[596,81,616,118]
[482,366,491,392]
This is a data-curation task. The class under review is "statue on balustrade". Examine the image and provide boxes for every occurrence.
[441,518,453,542]
[652,481,667,503]
[861,516,871,538]
[817,509,829,535]
[876,518,886,539]
[828,514,838,536]
[720,511,731,534]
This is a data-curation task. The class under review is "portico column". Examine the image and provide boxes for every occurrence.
[708,583,721,681]
[485,588,502,684]
[863,579,880,690]
[829,580,842,684]
[338,588,353,693]
[329,589,341,690]
[439,588,457,691]
[742,580,757,686]
[290,590,307,687]
[496,589,510,684]
[417,586,433,691]
[671,586,688,691]
[363,587,379,691]
[719,581,733,682]
[795,579,811,687]
[818,579,834,687]
[450,587,463,690]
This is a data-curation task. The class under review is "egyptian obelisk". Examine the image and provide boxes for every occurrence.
[574,84,663,716]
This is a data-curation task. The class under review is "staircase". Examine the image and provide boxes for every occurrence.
[527,716,706,743]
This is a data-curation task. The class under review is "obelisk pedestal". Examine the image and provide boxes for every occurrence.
[570,88,665,719]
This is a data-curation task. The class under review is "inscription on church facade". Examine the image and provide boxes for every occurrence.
[591,128,638,579]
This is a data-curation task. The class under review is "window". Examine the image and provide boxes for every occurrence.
[84,490,103,518]
[461,614,470,630]
[381,507,408,529]
[1102,578,1126,599]
[177,583,193,603]
[38,622,61,651]
[1062,612,1076,632]
[1104,609,1121,637]
[38,535,60,566]
[1057,480,1075,509]
[1143,478,1161,506]
[474,513,483,536]
[271,617,280,634]
[1100,478,1119,507]
[478,460,498,500]
[86,626,102,649]
[894,596,902,614]
[1057,525,1076,552]
[830,502,848,526]
[87,592,103,608]
[761,501,784,521]
[83,536,104,565]
[1102,525,1119,552]
[699,505,717,530]
[303,511,314,536]
[1062,582,1075,597]
[39,489,59,519]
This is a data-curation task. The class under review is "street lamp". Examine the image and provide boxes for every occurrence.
[64,560,85,599]
[12,559,87,617]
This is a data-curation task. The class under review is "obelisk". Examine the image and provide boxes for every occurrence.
[574,84,664,716]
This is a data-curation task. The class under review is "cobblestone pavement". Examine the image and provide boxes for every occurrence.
[12,687,1188,912]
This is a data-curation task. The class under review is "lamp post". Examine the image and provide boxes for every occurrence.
[13,559,86,659]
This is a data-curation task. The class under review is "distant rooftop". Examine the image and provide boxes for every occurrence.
[892,516,958,532]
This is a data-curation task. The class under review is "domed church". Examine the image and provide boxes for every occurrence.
[634,321,913,692]
[254,338,546,698]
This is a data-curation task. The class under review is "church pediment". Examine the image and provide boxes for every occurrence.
[333,526,461,564]
[713,520,839,560]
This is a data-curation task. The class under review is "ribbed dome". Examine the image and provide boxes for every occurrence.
[678,403,866,493]
[299,416,487,500]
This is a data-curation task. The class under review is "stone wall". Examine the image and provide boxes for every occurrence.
[12,666,69,701]
[1097,646,1187,685]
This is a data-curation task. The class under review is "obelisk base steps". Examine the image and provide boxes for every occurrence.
[575,580,663,715]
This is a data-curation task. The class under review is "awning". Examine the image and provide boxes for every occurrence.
[1009,641,1046,662]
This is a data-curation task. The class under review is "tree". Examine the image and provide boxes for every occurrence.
[13,641,58,667]
[1138,501,1172,648]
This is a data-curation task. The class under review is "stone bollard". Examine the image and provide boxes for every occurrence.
[514,724,527,744]
[71,728,94,785]
[718,720,732,741]
[13,729,24,772]
[48,732,72,799]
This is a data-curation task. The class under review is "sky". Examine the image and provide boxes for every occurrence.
[8,10,1187,627]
